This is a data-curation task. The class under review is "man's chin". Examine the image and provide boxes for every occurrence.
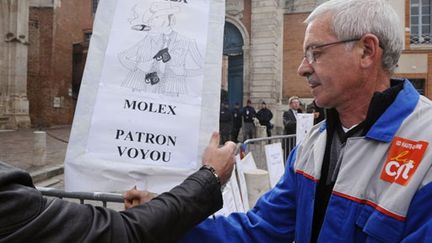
[313,98,329,109]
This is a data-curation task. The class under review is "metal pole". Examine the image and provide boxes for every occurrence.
[32,131,46,166]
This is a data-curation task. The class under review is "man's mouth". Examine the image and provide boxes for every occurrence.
[308,79,321,89]
[307,76,320,89]
[308,82,320,89]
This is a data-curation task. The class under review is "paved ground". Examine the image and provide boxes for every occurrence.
[0,126,125,210]
[0,126,70,173]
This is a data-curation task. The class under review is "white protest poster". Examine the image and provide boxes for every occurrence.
[296,113,314,145]
[214,188,236,216]
[65,0,226,193]
[215,171,244,216]
[235,154,250,211]
[229,168,245,213]
[264,143,285,187]
[238,152,257,171]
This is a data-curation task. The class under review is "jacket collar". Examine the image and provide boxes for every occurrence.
[365,79,419,142]
[319,79,419,142]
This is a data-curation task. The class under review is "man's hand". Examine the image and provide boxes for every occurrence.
[202,132,236,185]
[123,187,157,209]
[123,132,235,209]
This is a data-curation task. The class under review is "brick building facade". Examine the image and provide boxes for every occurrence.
[27,0,94,127]
[281,0,432,113]
[1,0,432,130]
[0,0,94,129]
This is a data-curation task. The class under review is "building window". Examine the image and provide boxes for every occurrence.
[84,32,92,42]
[92,0,99,14]
[410,79,425,95]
[410,0,432,45]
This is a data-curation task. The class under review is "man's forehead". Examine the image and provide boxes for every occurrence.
[303,15,334,48]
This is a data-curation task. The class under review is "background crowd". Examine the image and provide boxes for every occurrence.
[219,96,325,144]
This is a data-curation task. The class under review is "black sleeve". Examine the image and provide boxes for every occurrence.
[120,169,222,242]
[0,168,222,243]
[256,110,262,120]
[283,111,289,127]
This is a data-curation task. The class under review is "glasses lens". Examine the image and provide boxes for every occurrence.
[305,50,314,64]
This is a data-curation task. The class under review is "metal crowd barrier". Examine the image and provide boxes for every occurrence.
[37,187,124,208]
[242,134,296,167]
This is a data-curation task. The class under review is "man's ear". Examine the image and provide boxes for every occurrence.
[359,34,381,68]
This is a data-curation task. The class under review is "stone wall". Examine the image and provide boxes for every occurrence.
[249,0,282,105]
[0,0,31,129]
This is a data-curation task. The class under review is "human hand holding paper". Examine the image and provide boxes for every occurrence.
[202,132,236,185]
[123,132,235,209]
[123,187,157,209]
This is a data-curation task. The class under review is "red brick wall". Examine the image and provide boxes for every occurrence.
[28,0,93,127]
[282,13,311,101]
[282,2,432,102]
[427,53,432,97]
[28,8,55,127]
[397,0,432,99]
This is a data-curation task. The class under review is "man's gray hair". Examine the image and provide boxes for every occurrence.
[305,0,403,73]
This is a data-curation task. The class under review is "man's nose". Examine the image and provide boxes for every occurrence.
[297,58,313,77]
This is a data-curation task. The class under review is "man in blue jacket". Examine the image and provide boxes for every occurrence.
[181,0,432,242]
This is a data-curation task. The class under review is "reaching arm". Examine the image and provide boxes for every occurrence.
[120,132,236,242]
[0,169,222,243]
[119,169,224,242]
[0,133,235,243]
[181,148,300,242]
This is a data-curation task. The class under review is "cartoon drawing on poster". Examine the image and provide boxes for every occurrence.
[118,2,204,96]
[65,0,223,193]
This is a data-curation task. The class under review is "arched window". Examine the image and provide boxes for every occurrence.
[223,22,244,55]
[222,22,244,108]
[410,0,432,45]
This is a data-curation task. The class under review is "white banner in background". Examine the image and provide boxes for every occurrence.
[264,143,285,188]
[65,0,225,193]
[215,172,245,216]
[296,113,314,145]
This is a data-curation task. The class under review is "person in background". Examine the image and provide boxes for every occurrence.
[0,133,235,242]
[231,102,242,143]
[219,102,232,144]
[177,0,432,242]
[283,96,302,135]
[256,101,273,137]
[242,99,256,141]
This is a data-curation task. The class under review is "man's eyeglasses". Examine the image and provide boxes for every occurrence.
[303,38,361,64]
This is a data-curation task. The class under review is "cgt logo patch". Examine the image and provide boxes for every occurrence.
[381,137,428,186]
